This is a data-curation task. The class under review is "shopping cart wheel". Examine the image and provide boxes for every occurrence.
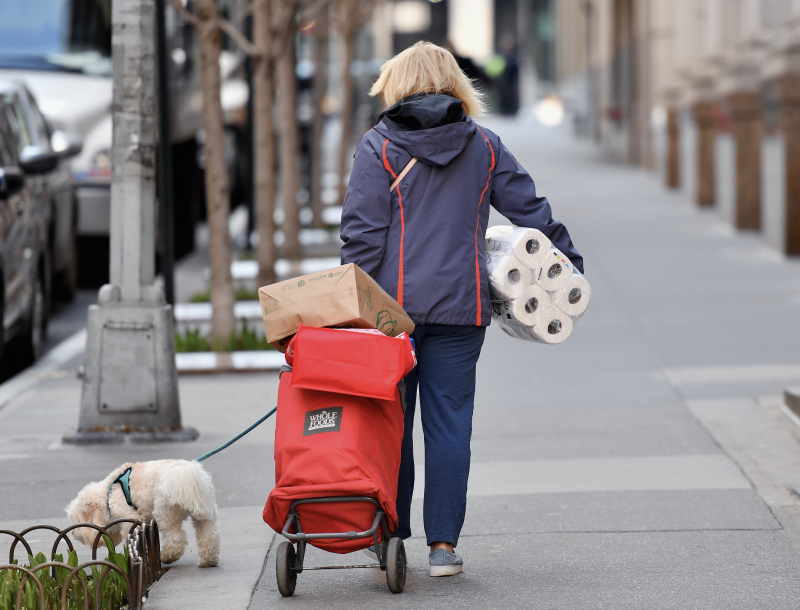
[385,537,407,593]
[276,541,297,597]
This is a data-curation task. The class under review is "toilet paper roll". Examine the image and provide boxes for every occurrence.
[486,226,552,269]
[486,254,531,299]
[549,272,591,318]
[530,306,574,344]
[485,225,514,245]
[534,249,575,292]
[510,284,551,326]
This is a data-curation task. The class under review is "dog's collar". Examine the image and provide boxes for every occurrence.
[108,466,137,510]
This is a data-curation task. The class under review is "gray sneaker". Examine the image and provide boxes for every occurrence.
[429,548,463,577]
[363,545,378,562]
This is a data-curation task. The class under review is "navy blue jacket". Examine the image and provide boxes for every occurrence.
[341,93,583,327]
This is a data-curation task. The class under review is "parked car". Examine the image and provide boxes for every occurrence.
[0,81,80,304]
[0,81,77,364]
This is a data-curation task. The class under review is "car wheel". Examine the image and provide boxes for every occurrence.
[21,273,46,365]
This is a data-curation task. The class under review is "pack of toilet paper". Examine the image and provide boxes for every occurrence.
[486,225,591,344]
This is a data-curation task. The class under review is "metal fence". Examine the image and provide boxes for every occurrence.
[0,518,164,610]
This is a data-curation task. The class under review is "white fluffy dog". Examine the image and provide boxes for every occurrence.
[66,459,220,567]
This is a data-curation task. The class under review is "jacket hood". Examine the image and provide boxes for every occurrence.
[373,93,476,167]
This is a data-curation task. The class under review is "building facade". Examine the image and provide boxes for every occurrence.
[556,0,800,255]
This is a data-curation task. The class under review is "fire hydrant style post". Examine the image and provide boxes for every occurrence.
[65,0,195,443]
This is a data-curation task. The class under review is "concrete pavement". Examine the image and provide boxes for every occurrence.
[4,117,800,608]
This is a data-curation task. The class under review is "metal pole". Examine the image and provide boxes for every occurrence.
[67,0,193,444]
[156,0,175,306]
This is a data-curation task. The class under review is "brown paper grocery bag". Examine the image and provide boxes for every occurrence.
[258,263,415,351]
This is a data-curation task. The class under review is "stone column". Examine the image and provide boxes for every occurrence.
[693,101,717,206]
[782,73,800,255]
[666,106,680,188]
[65,0,195,443]
[729,91,762,230]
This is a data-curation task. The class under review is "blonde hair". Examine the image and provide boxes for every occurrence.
[370,41,486,117]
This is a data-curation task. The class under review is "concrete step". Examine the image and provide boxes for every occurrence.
[175,350,285,374]
[173,300,264,336]
[230,256,342,282]
[174,300,263,322]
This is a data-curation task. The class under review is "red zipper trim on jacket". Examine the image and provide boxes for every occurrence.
[475,128,496,325]
[382,138,404,306]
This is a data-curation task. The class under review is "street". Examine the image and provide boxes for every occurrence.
[0,291,96,383]
[2,117,800,608]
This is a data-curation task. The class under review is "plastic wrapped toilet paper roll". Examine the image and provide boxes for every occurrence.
[486,254,531,299]
[530,306,574,344]
[510,284,551,326]
[549,272,591,317]
[485,225,513,242]
[534,249,575,291]
[486,226,552,269]
[493,314,536,341]
[493,307,574,345]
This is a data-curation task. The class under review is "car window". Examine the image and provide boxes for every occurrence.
[22,88,51,148]
[0,129,12,167]
[0,90,33,150]
[0,107,18,164]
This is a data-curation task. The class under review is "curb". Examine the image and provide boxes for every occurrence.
[0,328,86,413]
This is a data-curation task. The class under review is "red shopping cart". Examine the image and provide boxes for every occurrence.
[263,327,415,596]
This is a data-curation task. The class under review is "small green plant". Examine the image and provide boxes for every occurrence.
[190,285,259,302]
[175,328,212,352]
[225,319,274,352]
[0,536,128,610]
[176,320,275,353]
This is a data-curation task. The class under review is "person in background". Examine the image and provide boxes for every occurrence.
[340,41,582,578]
[496,35,520,116]
[444,40,491,92]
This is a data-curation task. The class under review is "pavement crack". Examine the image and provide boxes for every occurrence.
[248,532,277,609]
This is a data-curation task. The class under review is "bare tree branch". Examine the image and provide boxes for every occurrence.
[172,0,199,26]
[336,0,376,37]
[173,0,263,58]
[218,17,262,57]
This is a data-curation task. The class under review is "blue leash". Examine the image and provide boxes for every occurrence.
[194,406,277,462]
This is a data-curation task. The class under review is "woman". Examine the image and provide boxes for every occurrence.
[340,41,583,577]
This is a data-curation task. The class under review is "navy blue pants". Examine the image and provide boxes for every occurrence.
[394,324,486,547]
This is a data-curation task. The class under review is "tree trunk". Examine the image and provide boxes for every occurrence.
[310,6,328,228]
[336,32,354,206]
[197,0,235,345]
[253,0,276,287]
[277,22,301,258]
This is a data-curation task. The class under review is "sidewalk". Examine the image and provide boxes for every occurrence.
[3,117,800,608]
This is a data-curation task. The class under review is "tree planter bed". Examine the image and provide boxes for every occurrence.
[0,520,164,610]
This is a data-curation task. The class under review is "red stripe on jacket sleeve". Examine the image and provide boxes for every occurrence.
[475,128,496,325]
[382,138,404,307]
